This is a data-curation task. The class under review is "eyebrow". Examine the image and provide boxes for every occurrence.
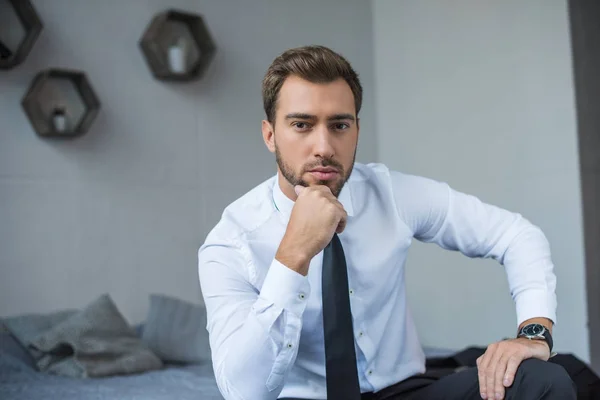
[284,113,356,122]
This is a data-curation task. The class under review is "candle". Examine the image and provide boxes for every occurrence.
[168,37,187,74]
[52,107,67,133]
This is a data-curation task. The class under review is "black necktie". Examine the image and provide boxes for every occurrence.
[322,233,361,400]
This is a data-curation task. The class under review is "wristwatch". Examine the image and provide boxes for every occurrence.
[517,323,553,353]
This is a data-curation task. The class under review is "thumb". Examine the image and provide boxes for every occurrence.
[294,185,305,196]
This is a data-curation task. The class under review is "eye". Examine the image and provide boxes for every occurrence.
[292,122,311,131]
[332,122,350,131]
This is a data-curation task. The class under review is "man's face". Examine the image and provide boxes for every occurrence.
[262,75,359,198]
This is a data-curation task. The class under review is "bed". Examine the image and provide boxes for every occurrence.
[0,351,223,400]
[0,293,225,400]
[0,293,457,400]
[0,344,454,400]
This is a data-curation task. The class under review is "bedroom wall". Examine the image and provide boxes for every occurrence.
[0,0,376,324]
[373,0,589,361]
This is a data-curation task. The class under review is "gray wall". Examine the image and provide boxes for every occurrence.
[373,0,589,361]
[568,0,600,372]
[0,0,376,324]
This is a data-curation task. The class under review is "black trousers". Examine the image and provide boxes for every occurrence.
[281,359,576,400]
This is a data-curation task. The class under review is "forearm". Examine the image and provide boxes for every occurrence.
[502,222,557,326]
[201,258,310,400]
[427,185,557,325]
[215,304,303,399]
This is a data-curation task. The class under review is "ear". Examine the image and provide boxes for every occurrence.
[262,120,276,153]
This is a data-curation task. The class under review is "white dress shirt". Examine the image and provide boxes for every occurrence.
[198,162,557,400]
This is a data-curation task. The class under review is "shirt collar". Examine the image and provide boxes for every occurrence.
[272,176,355,218]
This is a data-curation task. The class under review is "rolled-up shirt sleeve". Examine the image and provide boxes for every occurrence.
[198,240,310,400]
[390,171,557,326]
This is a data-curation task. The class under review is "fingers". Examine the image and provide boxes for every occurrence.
[477,341,527,399]
[295,184,332,196]
[296,184,346,215]
[294,183,347,233]
[479,343,503,399]
[493,352,512,400]
[503,355,522,388]
[336,209,348,233]
[476,356,486,398]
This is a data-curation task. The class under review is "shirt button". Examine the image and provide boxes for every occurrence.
[287,343,293,348]
[358,331,364,337]
[368,370,373,375]
[299,293,305,300]
[349,289,354,295]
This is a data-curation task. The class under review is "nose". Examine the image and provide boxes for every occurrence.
[312,126,335,160]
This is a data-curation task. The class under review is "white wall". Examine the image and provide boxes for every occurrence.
[373,0,589,361]
[0,0,376,324]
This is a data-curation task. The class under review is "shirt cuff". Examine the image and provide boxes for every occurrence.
[515,288,557,327]
[259,259,311,317]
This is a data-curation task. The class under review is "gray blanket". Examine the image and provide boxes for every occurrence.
[0,353,224,400]
[7,294,163,378]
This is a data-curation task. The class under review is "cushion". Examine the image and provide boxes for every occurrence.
[0,332,36,369]
[29,294,163,377]
[2,309,78,349]
[134,323,145,337]
[141,294,211,364]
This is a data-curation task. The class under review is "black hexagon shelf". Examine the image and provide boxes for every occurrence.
[21,69,101,138]
[139,9,216,82]
[0,0,43,70]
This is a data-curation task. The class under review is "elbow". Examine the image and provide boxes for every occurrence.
[215,359,283,400]
[495,216,551,266]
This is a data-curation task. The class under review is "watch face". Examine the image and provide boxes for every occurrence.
[523,324,545,336]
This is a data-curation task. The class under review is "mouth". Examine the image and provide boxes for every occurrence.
[308,167,340,181]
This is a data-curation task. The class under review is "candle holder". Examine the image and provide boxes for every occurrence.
[0,0,43,70]
[21,69,101,138]
[139,9,216,82]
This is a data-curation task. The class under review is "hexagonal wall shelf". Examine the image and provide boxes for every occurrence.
[0,0,43,70]
[139,9,216,82]
[22,69,101,138]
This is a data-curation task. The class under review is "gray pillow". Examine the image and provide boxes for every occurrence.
[141,294,211,364]
[29,294,163,378]
[0,332,37,369]
[2,309,78,349]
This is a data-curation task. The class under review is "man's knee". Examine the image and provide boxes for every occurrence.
[512,358,576,399]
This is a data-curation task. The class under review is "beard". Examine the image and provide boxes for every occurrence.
[275,142,356,198]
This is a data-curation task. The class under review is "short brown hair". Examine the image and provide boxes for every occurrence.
[262,45,363,124]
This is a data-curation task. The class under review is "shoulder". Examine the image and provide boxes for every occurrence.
[202,175,278,249]
[349,162,437,190]
[350,163,450,215]
[346,162,391,186]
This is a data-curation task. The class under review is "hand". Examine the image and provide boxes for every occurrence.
[476,338,550,399]
[275,185,348,275]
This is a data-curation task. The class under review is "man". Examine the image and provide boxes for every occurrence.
[198,45,575,400]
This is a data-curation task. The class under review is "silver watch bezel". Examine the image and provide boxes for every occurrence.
[519,323,547,340]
